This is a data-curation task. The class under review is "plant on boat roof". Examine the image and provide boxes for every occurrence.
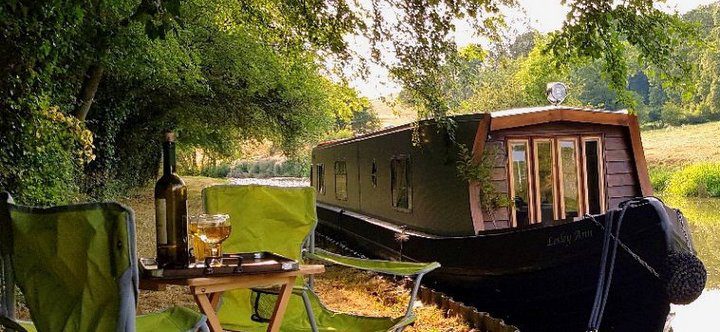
[456,144,510,225]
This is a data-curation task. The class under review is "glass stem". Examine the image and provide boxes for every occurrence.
[211,245,219,258]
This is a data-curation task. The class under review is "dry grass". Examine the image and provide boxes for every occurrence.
[122,176,469,331]
[642,122,720,167]
[371,97,417,127]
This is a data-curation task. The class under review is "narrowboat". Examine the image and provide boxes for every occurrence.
[310,101,706,331]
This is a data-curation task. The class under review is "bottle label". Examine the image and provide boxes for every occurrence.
[155,199,167,244]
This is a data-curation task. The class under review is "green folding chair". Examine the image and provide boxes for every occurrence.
[0,192,208,332]
[202,184,439,332]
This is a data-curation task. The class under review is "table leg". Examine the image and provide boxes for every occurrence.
[266,276,297,332]
[193,289,224,332]
[209,291,224,309]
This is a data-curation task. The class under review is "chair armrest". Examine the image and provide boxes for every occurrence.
[0,315,28,332]
[305,248,440,276]
[387,313,416,331]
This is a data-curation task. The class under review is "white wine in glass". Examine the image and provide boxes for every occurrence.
[190,214,231,266]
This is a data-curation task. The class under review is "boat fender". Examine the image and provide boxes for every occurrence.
[662,251,706,305]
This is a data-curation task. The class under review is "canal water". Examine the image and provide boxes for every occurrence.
[662,196,720,331]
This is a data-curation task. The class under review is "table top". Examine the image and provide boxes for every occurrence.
[139,264,325,290]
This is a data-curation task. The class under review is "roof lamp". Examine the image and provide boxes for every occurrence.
[546,82,568,106]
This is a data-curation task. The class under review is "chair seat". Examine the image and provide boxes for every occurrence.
[17,306,206,332]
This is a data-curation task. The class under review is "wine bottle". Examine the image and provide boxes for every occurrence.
[154,132,190,268]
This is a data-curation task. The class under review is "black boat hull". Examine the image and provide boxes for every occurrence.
[316,198,702,331]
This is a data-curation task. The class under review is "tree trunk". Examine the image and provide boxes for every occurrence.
[74,63,105,121]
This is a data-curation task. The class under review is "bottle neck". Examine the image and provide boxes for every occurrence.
[162,141,176,175]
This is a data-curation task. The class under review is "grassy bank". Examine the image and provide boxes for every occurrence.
[643,122,720,196]
[121,176,468,331]
[642,121,720,168]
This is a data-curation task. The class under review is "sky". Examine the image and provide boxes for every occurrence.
[350,0,719,99]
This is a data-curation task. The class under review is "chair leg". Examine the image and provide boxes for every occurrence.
[301,290,319,332]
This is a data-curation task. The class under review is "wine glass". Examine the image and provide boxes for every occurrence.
[190,214,231,267]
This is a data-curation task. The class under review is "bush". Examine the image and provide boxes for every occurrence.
[227,158,310,178]
[649,166,676,192]
[666,163,720,197]
[200,164,232,178]
[1,106,95,205]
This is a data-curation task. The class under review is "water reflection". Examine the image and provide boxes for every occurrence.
[660,195,720,331]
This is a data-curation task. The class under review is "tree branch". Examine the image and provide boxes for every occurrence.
[73,63,104,121]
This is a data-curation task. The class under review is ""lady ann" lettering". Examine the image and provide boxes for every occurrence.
[547,228,593,247]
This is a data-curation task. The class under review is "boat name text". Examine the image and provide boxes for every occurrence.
[547,228,593,247]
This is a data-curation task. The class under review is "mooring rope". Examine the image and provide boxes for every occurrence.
[587,209,614,332]
[585,198,665,331]
[586,214,661,279]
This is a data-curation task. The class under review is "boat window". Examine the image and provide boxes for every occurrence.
[508,136,605,227]
[583,138,605,215]
[534,140,556,223]
[509,141,532,227]
[558,139,581,220]
[391,156,411,210]
[335,161,347,201]
[371,160,378,188]
[316,164,325,194]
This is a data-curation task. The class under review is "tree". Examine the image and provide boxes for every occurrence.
[548,0,695,104]
[0,0,702,204]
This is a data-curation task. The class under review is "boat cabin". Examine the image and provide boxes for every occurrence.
[311,106,651,236]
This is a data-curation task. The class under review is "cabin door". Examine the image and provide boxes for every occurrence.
[508,137,605,227]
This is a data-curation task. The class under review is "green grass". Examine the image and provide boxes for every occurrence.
[665,163,720,198]
[643,122,720,197]
[649,166,677,193]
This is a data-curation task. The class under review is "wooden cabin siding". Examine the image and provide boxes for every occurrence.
[313,118,481,236]
[603,127,643,204]
[483,122,642,229]
[482,140,511,229]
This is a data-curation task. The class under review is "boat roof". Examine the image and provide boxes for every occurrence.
[490,105,628,118]
[316,106,632,149]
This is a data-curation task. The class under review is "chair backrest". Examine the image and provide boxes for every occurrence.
[202,185,317,260]
[0,192,138,332]
[202,185,317,330]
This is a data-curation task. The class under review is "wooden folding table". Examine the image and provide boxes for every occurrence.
[140,264,325,332]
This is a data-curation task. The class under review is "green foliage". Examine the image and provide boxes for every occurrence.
[667,163,720,197]
[350,108,382,134]
[453,35,584,114]
[228,158,310,178]
[0,106,94,205]
[200,164,233,179]
[456,144,509,223]
[0,0,710,205]
[2,0,375,201]
[417,2,720,132]
[392,0,697,126]
[328,83,382,135]
[547,0,696,105]
[649,166,676,192]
